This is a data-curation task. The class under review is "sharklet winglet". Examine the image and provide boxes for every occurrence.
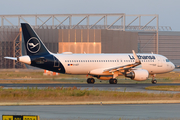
[132,50,141,63]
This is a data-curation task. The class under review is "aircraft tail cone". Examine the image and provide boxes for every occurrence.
[18,55,31,65]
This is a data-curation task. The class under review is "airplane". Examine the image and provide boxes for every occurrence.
[5,23,175,84]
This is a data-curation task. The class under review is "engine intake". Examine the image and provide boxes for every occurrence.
[125,69,149,81]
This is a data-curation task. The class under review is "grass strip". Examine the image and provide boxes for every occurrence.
[145,85,180,91]
[0,86,180,102]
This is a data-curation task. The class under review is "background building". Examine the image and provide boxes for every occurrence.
[0,14,179,68]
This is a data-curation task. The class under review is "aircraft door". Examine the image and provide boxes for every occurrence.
[53,56,60,67]
[157,56,163,67]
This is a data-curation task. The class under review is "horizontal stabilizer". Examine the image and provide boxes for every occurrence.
[4,57,17,61]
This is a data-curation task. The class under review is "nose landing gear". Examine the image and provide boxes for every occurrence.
[151,74,157,84]
[151,79,157,84]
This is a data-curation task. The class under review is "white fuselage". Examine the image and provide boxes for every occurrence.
[53,53,175,75]
[6,23,175,84]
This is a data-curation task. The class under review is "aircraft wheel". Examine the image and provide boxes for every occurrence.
[87,78,95,84]
[87,78,90,83]
[151,79,157,84]
[109,78,117,84]
[109,79,113,84]
[113,79,117,84]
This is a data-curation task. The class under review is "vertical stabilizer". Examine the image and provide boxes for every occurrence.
[21,23,50,56]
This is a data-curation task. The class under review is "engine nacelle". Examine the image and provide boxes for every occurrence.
[125,69,149,81]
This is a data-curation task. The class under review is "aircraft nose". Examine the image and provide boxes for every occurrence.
[170,62,175,71]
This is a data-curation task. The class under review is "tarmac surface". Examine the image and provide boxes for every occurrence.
[1,104,180,120]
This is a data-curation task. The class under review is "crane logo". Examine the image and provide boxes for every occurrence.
[27,37,41,53]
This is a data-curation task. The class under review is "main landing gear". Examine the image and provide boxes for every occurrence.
[109,78,117,84]
[86,78,117,84]
[87,78,95,84]
[151,74,157,84]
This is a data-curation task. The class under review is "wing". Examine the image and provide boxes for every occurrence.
[103,50,141,73]
[89,50,141,76]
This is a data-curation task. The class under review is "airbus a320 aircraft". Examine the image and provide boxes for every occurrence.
[5,23,175,84]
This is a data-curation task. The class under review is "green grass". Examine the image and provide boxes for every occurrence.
[1,87,180,102]
[145,85,180,91]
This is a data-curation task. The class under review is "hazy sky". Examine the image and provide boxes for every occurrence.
[0,0,180,31]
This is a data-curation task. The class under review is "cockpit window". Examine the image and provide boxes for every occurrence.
[166,59,170,62]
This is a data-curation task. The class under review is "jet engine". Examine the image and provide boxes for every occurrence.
[125,69,149,81]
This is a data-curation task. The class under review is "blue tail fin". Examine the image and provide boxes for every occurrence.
[21,23,50,56]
